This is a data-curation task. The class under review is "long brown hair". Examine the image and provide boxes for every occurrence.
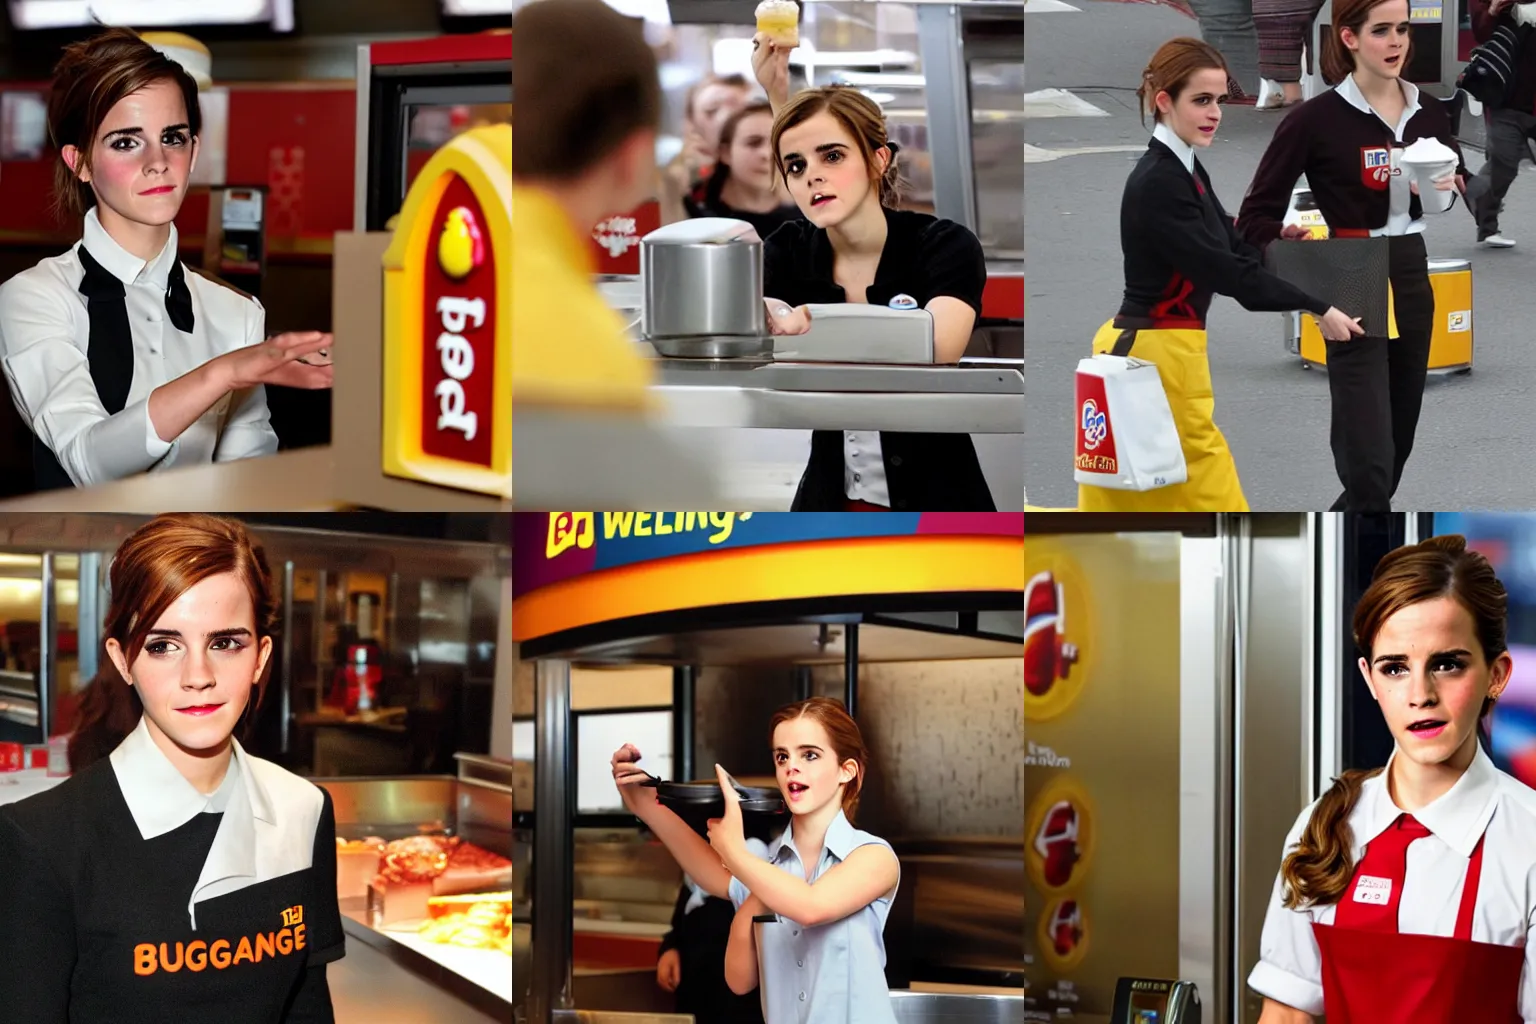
[46,27,203,224]
[1280,534,1507,909]
[1136,37,1229,127]
[68,514,278,773]
[769,696,871,822]
[771,86,904,208]
[1321,0,1414,86]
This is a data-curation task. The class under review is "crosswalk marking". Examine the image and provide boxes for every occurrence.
[1025,88,1111,119]
[1024,0,1080,11]
[1026,143,1146,164]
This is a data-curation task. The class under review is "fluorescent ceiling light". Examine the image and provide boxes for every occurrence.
[603,0,671,23]
[444,0,513,12]
[831,72,927,87]
[799,48,917,68]
[9,0,293,28]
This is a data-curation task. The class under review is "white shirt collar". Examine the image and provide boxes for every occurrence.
[1336,73,1422,129]
[770,807,861,868]
[1152,121,1196,176]
[1358,742,1501,859]
[110,716,278,929]
[80,205,180,291]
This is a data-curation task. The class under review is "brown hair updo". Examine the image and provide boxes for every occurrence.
[1136,37,1229,127]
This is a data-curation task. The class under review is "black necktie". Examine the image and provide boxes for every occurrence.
[76,246,196,415]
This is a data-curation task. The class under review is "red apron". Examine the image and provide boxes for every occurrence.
[1312,812,1524,1023]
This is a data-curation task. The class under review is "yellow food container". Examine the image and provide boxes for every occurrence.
[1295,257,1473,373]
[756,0,800,46]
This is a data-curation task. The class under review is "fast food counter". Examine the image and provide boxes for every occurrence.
[512,514,1027,1022]
[315,753,513,1023]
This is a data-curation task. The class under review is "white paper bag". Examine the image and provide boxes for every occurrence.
[1073,354,1188,491]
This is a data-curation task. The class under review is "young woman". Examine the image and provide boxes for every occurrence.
[752,37,993,510]
[0,29,332,491]
[1251,535,1536,1022]
[1237,0,1467,512]
[611,697,901,1024]
[0,514,343,1023]
[1078,37,1360,513]
[678,101,803,241]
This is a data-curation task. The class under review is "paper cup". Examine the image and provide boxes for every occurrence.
[1406,158,1458,214]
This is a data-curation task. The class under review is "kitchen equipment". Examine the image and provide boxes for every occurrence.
[1110,977,1201,1024]
[775,305,936,364]
[640,218,771,359]
[637,768,788,840]
[887,991,1027,1022]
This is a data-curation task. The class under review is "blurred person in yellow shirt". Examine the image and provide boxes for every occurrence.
[512,0,656,410]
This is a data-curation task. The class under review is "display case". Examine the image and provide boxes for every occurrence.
[318,752,514,1021]
[355,33,512,233]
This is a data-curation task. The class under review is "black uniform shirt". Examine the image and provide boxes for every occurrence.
[1120,124,1328,328]
[1238,77,1468,249]
[762,206,996,511]
[0,719,344,1024]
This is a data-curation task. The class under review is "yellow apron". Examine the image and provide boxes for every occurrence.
[1076,319,1250,512]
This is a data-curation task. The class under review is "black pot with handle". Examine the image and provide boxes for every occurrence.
[640,768,788,842]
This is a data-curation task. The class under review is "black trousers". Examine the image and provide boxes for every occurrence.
[1324,233,1433,512]
[1474,106,1536,237]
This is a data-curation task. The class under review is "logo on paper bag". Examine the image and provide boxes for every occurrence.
[1352,875,1392,906]
[1362,147,1392,191]
[1449,310,1470,333]
[1074,372,1118,474]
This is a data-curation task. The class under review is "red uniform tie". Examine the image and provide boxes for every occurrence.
[1346,813,1432,933]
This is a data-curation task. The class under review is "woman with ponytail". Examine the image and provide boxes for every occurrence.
[1077,37,1358,514]
[1237,0,1467,512]
[0,514,343,1023]
[611,697,901,1023]
[1250,534,1536,1023]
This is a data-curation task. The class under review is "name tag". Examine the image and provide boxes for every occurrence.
[1352,875,1392,906]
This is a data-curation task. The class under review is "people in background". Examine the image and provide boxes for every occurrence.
[1254,0,1326,108]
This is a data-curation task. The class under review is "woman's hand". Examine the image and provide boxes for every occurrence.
[1279,224,1318,241]
[611,743,660,816]
[1434,173,1465,194]
[765,299,812,336]
[706,763,748,867]
[656,948,681,993]
[752,32,792,110]
[219,332,334,391]
[1317,306,1364,342]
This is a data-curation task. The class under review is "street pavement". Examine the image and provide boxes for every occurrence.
[1025,0,1536,510]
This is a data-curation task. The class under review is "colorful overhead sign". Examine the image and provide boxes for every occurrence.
[511,512,1024,642]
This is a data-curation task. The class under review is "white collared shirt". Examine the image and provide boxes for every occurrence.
[109,716,324,930]
[1334,74,1427,238]
[0,207,278,487]
[843,432,890,506]
[1153,121,1197,176]
[1249,743,1536,1019]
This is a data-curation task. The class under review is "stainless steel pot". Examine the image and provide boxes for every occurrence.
[640,218,770,358]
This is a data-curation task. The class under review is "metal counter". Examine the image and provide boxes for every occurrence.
[648,358,1024,434]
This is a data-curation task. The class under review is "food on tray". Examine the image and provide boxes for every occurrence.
[419,892,512,955]
[434,840,513,896]
[366,838,513,928]
[335,836,385,899]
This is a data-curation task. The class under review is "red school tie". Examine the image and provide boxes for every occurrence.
[1346,813,1432,933]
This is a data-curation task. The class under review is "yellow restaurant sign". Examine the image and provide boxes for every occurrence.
[382,123,511,498]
